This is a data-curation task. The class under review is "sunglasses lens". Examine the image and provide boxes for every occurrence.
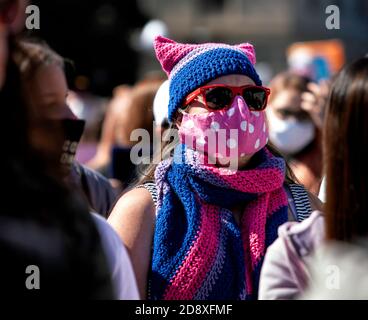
[242,88,267,110]
[205,87,233,110]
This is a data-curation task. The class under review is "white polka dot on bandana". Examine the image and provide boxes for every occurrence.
[227,138,237,149]
[210,121,220,131]
[240,121,247,131]
[249,123,255,133]
[185,120,194,129]
[254,139,260,149]
[252,111,260,117]
[227,107,235,117]
[197,137,206,145]
[240,153,246,157]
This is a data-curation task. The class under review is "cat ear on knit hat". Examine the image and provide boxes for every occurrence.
[236,43,257,65]
[153,35,257,76]
[153,36,197,76]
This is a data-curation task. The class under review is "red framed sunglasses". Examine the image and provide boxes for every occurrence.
[183,84,271,112]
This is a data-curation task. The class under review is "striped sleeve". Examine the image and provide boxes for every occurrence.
[288,184,313,222]
[136,181,158,207]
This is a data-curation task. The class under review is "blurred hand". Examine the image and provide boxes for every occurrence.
[301,80,330,130]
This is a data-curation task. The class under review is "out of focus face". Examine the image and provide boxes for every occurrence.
[25,64,86,174]
[266,88,316,155]
[25,64,76,120]
[267,89,310,121]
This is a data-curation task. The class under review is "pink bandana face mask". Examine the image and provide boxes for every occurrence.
[178,96,269,163]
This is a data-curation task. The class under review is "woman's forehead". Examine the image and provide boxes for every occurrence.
[270,89,302,111]
[206,74,256,86]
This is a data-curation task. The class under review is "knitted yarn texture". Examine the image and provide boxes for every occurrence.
[149,145,288,300]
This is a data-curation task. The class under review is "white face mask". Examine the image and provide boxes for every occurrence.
[267,111,315,155]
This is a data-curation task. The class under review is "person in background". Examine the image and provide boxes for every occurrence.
[258,57,368,300]
[266,72,328,195]
[108,36,322,300]
[109,79,163,189]
[13,39,118,218]
[87,72,165,183]
[0,0,115,298]
[11,38,139,299]
[114,81,161,148]
[86,84,133,177]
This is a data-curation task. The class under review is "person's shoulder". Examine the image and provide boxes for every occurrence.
[260,212,324,300]
[76,162,110,184]
[277,210,325,256]
[114,187,155,214]
[279,210,324,234]
[108,185,156,299]
[108,186,156,231]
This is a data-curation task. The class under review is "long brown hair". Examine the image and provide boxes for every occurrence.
[324,57,368,241]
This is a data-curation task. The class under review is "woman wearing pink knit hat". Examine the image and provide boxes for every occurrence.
[108,36,322,300]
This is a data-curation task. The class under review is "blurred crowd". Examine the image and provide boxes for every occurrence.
[1,0,368,300]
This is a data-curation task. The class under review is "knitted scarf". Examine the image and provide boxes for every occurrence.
[150,144,288,300]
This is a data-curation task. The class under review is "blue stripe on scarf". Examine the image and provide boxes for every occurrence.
[151,164,202,299]
[189,175,257,208]
[205,209,246,300]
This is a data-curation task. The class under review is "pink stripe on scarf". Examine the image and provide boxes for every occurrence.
[267,189,289,218]
[240,189,287,295]
[208,166,285,193]
[163,204,221,300]
[241,193,269,295]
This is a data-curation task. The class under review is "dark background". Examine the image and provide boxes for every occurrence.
[28,0,368,96]
[31,0,148,96]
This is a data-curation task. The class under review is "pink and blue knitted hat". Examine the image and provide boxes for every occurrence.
[153,36,262,121]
